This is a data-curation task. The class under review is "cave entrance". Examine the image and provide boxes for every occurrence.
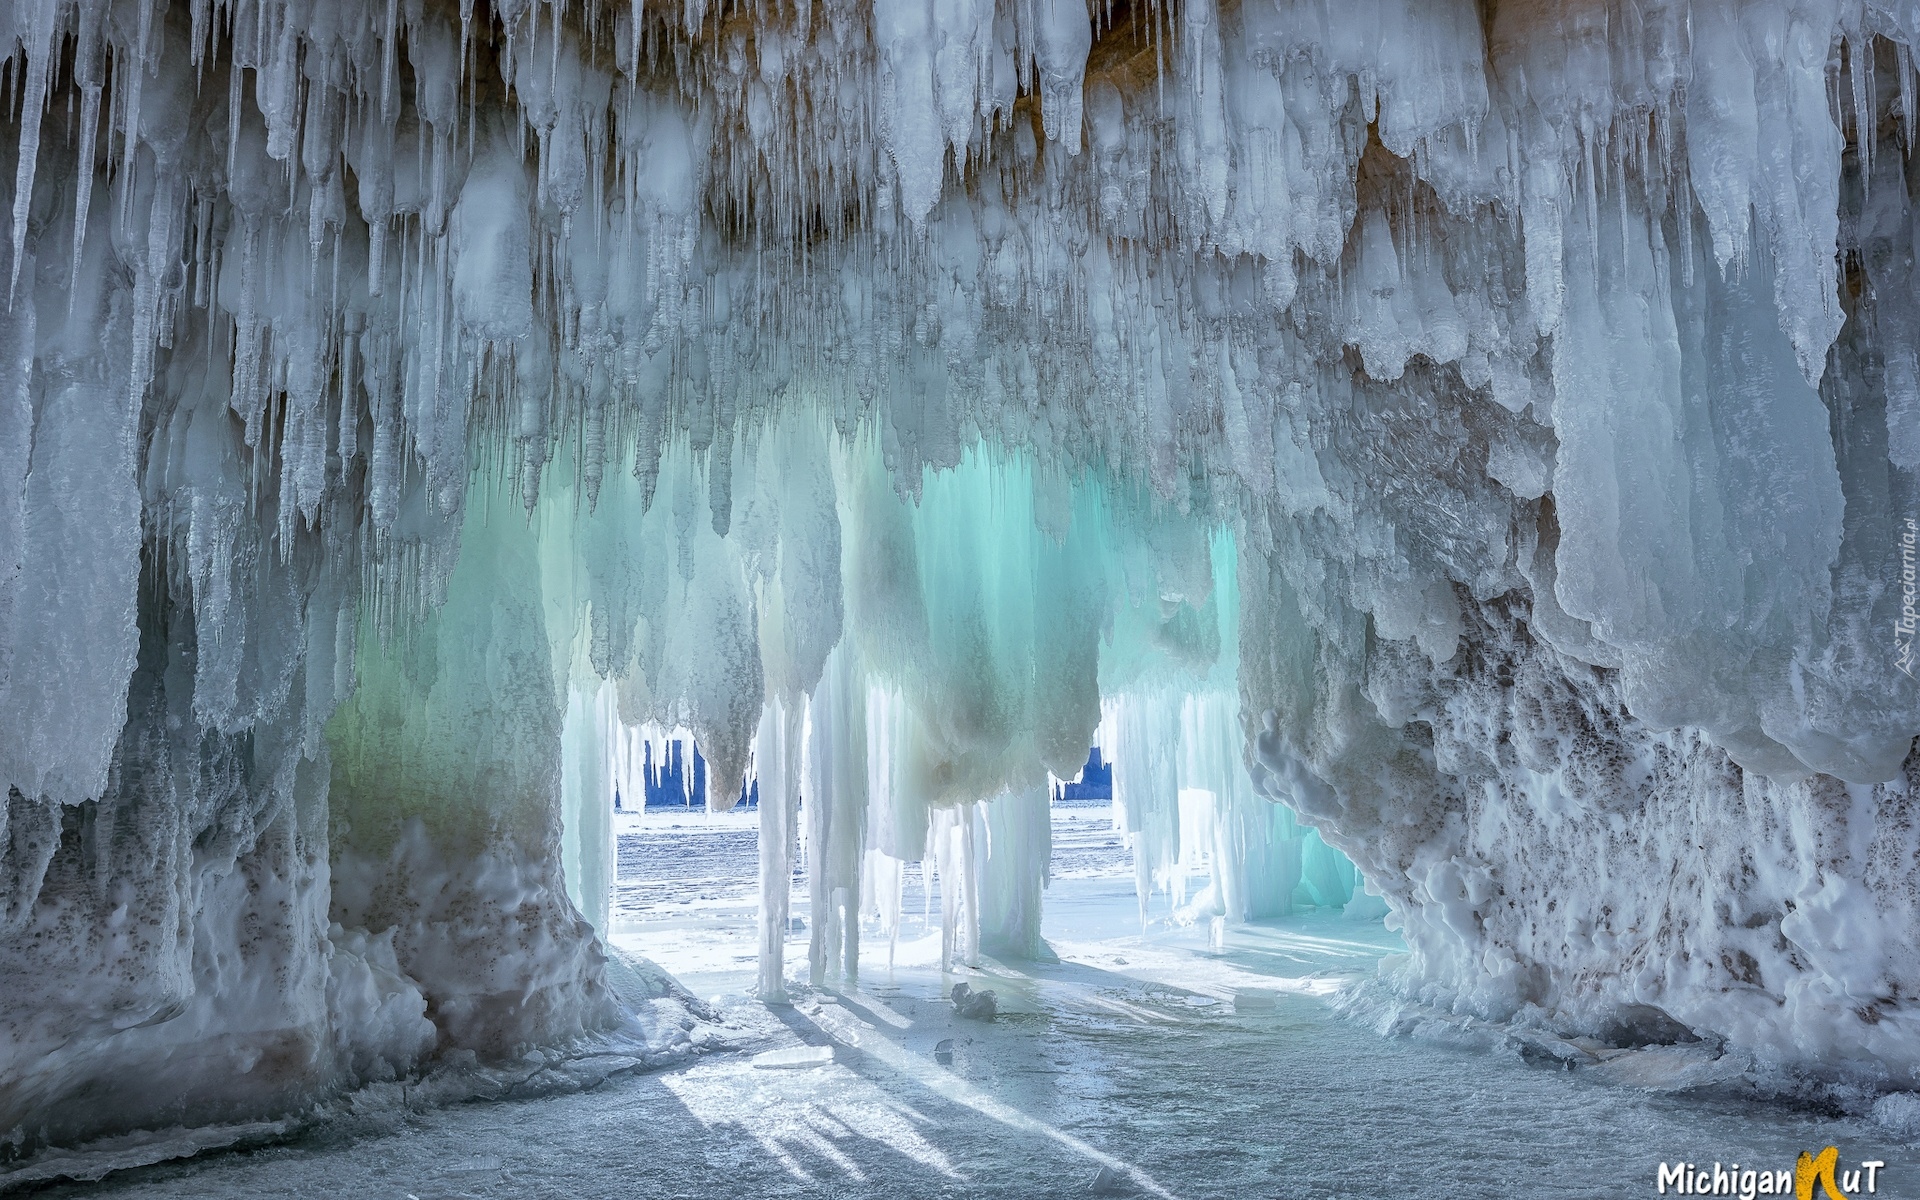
[602,728,770,999]
[582,721,1374,1008]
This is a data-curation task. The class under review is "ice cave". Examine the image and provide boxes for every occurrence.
[1,0,1918,1195]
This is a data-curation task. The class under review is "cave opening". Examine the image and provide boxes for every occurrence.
[4,0,1920,1193]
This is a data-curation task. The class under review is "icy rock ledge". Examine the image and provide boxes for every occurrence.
[0,0,1918,1158]
[0,972,716,1191]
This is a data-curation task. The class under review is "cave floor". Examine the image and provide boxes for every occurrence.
[30,806,1916,1200]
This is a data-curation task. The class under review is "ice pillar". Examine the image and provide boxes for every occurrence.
[979,787,1053,959]
[328,504,616,1054]
[805,645,868,986]
[930,804,982,972]
[754,695,805,1002]
[560,680,618,935]
[1107,694,1186,920]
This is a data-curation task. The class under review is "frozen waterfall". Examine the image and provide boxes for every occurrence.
[1,0,1918,1167]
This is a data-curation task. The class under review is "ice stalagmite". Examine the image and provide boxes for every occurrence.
[1,0,1919,1158]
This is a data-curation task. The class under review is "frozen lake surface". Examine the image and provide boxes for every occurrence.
[28,803,1918,1199]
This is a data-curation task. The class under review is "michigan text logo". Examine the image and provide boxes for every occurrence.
[1657,1148,1885,1198]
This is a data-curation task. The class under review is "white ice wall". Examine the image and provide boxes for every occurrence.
[1,0,1918,1151]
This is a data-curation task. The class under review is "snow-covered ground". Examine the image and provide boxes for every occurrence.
[30,803,1919,1199]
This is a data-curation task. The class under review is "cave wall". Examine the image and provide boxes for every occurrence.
[0,0,1917,1153]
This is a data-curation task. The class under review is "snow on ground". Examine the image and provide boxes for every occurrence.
[31,803,1920,1200]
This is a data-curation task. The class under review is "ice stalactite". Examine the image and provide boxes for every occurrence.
[930,804,984,973]
[1098,532,1355,925]
[559,681,619,936]
[859,685,929,966]
[3,0,1920,1158]
[1104,693,1188,923]
[0,172,142,812]
[1105,685,1352,926]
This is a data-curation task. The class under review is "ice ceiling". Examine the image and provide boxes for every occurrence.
[1,0,1918,1156]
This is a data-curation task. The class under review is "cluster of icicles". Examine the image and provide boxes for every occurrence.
[2,0,1920,1161]
[571,497,1359,1002]
[4,0,1915,808]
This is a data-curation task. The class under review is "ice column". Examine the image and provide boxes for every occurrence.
[860,686,929,964]
[929,804,982,972]
[805,645,868,986]
[979,787,1053,959]
[328,499,616,1054]
[560,680,618,934]
[754,696,805,1002]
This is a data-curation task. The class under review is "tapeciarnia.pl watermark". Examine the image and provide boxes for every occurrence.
[1656,1148,1885,1197]
[1899,517,1917,677]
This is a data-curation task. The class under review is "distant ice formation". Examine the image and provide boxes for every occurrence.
[1,0,1917,1156]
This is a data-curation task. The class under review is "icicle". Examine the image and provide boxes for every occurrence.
[7,1,60,306]
[66,85,100,309]
[1901,39,1916,155]
[1852,35,1872,206]
[931,805,980,972]
[381,0,400,129]
[126,173,179,410]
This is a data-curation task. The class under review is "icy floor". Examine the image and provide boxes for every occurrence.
[32,803,1919,1199]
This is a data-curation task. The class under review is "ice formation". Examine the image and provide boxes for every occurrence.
[2,0,1919,1158]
